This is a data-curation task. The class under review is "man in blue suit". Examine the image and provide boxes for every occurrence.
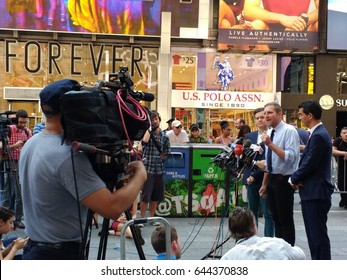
[290,100,334,260]
[243,107,274,237]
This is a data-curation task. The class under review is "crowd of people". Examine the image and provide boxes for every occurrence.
[0,78,345,261]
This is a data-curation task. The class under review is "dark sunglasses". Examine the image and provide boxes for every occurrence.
[175,125,182,129]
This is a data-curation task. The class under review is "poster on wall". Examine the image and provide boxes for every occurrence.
[203,53,273,92]
[0,0,198,36]
[327,0,347,51]
[218,0,319,52]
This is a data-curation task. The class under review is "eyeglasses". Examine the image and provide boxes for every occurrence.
[175,126,182,129]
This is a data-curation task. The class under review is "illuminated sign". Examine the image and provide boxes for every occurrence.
[327,0,347,50]
[218,0,319,52]
[319,95,334,110]
[171,90,276,109]
[0,0,199,36]
[0,40,158,92]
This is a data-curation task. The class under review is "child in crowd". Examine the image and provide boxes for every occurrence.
[106,213,145,245]
[0,207,28,260]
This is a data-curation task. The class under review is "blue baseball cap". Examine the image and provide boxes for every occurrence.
[40,79,81,115]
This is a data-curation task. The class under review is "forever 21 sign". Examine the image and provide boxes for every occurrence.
[4,39,157,77]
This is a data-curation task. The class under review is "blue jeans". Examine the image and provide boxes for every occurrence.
[0,161,23,221]
[247,182,274,237]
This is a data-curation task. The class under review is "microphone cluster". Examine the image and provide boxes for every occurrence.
[212,138,263,177]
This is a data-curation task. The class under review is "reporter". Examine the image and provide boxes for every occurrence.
[19,79,147,259]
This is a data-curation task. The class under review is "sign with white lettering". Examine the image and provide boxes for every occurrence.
[218,0,319,52]
[171,90,276,109]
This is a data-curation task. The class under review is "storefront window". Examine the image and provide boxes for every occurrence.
[280,56,315,94]
[171,51,275,139]
[0,40,158,112]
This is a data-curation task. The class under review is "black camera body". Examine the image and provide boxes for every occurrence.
[61,68,151,146]
[0,112,17,136]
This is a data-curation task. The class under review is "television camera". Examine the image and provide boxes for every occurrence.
[212,139,264,178]
[61,67,153,147]
[0,111,17,131]
[60,67,154,259]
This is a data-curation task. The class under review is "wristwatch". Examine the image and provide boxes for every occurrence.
[300,13,309,25]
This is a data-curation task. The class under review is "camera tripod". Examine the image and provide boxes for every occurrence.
[73,142,146,260]
[0,120,23,217]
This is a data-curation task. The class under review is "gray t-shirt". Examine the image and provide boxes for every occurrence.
[19,132,105,243]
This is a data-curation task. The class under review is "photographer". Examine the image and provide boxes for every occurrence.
[139,111,170,226]
[0,109,32,230]
[221,207,305,260]
[19,79,147,260]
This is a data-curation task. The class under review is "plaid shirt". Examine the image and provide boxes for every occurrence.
[6,125,32,161]
[142,130,170,175]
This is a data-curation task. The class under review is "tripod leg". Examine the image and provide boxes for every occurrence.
[80,209,94,259]
[124,209,146,260]
[97,217,110,260]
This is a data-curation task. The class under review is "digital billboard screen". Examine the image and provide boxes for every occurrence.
[327,0,347,51]
[218,0,320,52]
[0,0,198,37]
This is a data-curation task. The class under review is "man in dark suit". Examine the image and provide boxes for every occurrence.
[243,107,274,237]
[290,100,334,260]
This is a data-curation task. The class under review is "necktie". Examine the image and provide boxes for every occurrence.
[267,129,275,173]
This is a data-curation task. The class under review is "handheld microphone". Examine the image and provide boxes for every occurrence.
[71,141,111,156]
[242,139,252,149]
[234,144,244,168]
[250,144,264,155]
[234,144,244,156]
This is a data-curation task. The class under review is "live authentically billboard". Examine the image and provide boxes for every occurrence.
[171,90,277,109]
[218,0,319,52]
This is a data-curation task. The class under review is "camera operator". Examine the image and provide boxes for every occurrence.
[139,110,170,226]
[18,79,147,260]
[0,109,32,230]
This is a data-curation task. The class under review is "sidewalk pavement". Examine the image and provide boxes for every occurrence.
[9,192,347,260]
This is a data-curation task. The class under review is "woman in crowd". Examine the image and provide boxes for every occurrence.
[237,124,251,141]
[214,120,233,145]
